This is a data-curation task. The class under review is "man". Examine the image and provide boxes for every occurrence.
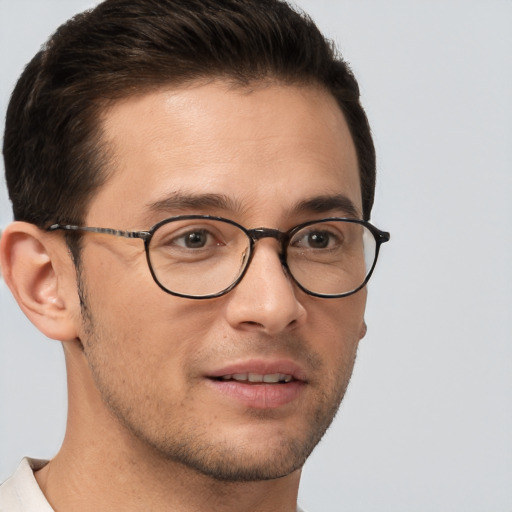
[0,0,389,510]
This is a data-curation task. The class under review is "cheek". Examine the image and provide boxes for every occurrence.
[317,289,367,338]
[82,262,225,378]
[309,292,367,365]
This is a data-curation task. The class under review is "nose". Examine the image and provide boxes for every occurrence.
[224,239,307,335]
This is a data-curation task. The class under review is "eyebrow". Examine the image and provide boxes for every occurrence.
[146,192,243,214]
[292,194,361,219]
[146,192,360,220]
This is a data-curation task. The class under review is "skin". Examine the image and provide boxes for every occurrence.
[1,81,367,512]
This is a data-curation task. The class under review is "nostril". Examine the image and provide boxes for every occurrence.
[242,321,264,328]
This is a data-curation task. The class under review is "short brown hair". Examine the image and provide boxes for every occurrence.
[3,0,376,228]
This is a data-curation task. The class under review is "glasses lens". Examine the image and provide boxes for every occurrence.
[148,218,250,297]
[287,220,377,296]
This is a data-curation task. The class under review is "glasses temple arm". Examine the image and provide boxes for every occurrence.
[47,224,151,241]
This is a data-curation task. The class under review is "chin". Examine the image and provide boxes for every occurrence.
[168,441,309,482]
[146,415,331,483]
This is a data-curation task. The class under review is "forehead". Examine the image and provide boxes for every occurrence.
[89,81,361,226]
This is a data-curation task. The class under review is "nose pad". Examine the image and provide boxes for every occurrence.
[224,241,306,335]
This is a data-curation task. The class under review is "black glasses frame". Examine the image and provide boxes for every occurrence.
[48,215,390,299]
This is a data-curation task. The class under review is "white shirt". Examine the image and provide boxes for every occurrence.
[0,458,307,511]
[0,459,53,512]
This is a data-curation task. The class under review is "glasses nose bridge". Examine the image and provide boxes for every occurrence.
[246,228,289,272]
[246,227,289,264]
[248,227,287,245]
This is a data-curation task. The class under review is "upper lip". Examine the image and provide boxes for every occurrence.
[206,359,308,382]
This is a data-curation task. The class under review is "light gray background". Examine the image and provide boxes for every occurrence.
[1,1,511,511]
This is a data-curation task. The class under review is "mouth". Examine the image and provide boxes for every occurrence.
[215,373,295,384]
[206,361,306,409]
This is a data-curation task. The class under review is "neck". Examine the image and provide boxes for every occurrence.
[36,452,301,512]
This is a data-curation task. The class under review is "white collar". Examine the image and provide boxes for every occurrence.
[0,458,53,511]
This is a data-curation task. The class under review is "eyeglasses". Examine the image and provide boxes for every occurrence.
[48,215,390,299]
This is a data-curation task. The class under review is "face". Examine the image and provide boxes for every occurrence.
[73,81,367,481]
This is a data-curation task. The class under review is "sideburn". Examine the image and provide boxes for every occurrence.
[66,232,93,351]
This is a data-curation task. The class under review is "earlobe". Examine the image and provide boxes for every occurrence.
[0,221,78,341]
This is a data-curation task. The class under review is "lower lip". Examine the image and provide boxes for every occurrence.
[207,379,304,409]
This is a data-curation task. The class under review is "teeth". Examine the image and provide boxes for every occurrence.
[220,373,293,383]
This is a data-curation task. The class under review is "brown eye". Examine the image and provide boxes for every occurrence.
[181,230,209,248]
[306,231,330,248]
[291,228,342,250]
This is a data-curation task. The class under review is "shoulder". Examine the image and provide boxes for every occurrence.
[0,458,53,512]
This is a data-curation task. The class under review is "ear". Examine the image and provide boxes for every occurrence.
[359,320,367,340]
[0,221,79,341]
